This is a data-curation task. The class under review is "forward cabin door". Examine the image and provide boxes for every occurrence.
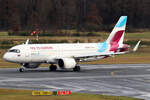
[24,46,31,62]
[30,46,41,62]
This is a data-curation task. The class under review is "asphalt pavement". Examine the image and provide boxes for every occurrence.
[0,64,150,100]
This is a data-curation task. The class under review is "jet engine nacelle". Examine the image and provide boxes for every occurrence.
[58,58,76,69]
[22,63,40,68]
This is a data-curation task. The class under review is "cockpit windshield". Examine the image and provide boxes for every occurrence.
[8,49,20,53]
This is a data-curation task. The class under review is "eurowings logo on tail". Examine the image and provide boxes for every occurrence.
[107,16,127,52]
[98,16,127,53]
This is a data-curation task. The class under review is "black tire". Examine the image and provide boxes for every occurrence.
[19,68,25,72]
[49,65,57,71]
[73,66,80,72]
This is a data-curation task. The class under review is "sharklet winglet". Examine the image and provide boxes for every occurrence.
[25,39,30,45]
[133,40,141,52]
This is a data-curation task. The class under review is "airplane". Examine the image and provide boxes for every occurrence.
[3,16,141,72]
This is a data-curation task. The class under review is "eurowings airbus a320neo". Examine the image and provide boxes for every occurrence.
[3,16,141,72]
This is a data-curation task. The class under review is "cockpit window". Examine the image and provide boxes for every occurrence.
[8,49,20,53]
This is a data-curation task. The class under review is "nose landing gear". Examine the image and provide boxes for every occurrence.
[19,64,26,72]
[19,67,25,72]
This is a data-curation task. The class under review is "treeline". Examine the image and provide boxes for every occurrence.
[0,0,150,35]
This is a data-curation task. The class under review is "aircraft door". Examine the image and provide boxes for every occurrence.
[24,46,31,62]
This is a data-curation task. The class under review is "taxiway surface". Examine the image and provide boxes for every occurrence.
[0,64,150,100]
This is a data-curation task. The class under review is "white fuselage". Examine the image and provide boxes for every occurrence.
[3,43,108,63]
[3,16,132,71]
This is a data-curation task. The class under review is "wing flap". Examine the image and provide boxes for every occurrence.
[74,52,126,59]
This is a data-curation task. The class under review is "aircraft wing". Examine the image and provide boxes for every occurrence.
[133,40,141,52]
[74,52,126,58]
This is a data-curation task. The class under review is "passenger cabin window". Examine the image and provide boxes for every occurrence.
[8,49,20,53]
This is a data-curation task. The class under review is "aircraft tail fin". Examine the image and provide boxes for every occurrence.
[106,16,127,47]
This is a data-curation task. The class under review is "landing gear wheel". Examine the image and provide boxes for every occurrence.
[49,65,57,71]
[19,68,25,72]
[73,66,80,72]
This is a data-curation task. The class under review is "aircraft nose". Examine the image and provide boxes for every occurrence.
[3,53,11,62]
[3,53,7,61]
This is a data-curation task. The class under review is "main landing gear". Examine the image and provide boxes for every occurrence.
[73,66,80,72]
[49,64,57,71]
